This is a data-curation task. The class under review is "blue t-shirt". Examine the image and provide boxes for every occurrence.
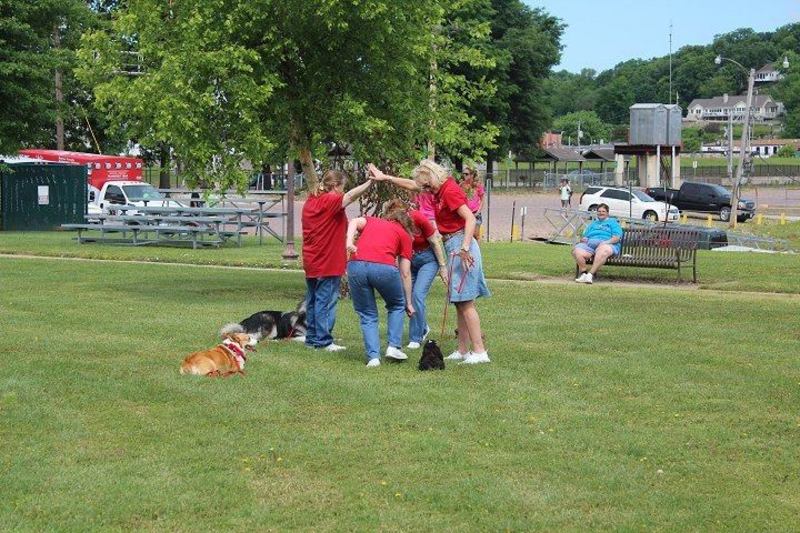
[583,218,623,241]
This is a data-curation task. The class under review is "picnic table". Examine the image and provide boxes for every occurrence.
[61,206,258,248]
[112,205,263,246]
[157,189,287,244]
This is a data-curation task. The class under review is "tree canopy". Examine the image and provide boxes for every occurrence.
[0,0,98,153]
[79,0,532,189]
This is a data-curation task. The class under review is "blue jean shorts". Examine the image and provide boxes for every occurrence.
[575,238,620,257]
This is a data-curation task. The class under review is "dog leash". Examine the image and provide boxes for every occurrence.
[439,249,472,338]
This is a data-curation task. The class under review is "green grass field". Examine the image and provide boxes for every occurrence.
[1,234,800,529]
[1,229,799,293]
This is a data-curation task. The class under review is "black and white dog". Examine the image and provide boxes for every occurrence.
[220,300,307,343]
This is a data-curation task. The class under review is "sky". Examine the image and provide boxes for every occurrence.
[526,0,800,73]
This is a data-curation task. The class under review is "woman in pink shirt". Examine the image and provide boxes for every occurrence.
[459,165,484,239]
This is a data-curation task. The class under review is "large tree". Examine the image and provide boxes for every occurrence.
[0,0,94,153]
[459,0,563,168]
[552,110,611,146]
[80,0,469,190]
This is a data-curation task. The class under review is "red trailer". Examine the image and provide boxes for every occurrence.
[18,149,144,190]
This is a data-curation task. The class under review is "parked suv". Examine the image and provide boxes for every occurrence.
[579,186,680,222]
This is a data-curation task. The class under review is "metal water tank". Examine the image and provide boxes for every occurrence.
[629,103,682,146]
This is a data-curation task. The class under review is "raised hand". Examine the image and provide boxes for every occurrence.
[367,163,387,181]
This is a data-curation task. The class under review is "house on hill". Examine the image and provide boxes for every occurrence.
[755,62,784,84]
[686,93,784,123]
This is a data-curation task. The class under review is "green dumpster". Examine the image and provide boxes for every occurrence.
[1,162,87,231]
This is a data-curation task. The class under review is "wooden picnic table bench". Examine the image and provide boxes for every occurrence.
[111,205,259,246]
[578,226,701,282]
[91,214,231,226]
[157,189,288,244]
[61,222,242,249]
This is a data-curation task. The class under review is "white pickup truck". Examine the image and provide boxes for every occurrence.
[88,181,183,216]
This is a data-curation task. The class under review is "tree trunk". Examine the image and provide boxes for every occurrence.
[159,144,171,189]
[427,47,437,160]
[289,116,318,191]
[53,24,64,150]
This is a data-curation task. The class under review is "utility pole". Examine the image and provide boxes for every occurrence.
[727,113,734,182]
[730,68,755,227]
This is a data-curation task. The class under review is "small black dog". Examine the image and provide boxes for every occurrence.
[220,300,307,343]
[418,340,445,371]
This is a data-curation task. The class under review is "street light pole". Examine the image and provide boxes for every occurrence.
[730,67,754,228]
[715,55,755,228]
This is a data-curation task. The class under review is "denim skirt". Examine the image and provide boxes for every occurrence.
[444,232,491,303]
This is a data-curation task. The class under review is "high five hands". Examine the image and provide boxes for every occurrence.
[367,163,388,182]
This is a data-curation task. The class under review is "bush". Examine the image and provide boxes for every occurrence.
[776,144,797,158]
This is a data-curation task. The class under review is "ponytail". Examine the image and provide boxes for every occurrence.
[312,169,347,196]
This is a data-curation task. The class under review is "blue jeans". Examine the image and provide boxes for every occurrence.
[304,276,340,348]
[347,261,406,360]
[409,248,438,343]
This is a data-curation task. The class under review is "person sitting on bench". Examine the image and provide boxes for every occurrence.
[573,203,623,284]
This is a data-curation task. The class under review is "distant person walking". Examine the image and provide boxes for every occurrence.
[302,170,373,352]
[559,179,572,208]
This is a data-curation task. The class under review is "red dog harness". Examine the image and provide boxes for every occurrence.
[220,340,247,370]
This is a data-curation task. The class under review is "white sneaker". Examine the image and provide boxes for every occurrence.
[460,351,490,364]
[444,351,468,361]
[385,346,408,360]
[366,358,381,367]
[583,273,593,284]
[575,272,587,282]
[407,341,421,349]
[323,343,347,352]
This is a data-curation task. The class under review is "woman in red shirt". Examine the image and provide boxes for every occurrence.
[345,201,415,367]
[302,170,373,352]
[367,160,491,365]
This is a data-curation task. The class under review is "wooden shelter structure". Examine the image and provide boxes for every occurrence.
[528,146,586,173]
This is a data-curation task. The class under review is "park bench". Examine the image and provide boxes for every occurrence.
[578,226,701,282]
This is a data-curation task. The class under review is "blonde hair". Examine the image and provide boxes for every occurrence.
[382,198,414,235]
[412,159,448,189]
[312,169,347,196]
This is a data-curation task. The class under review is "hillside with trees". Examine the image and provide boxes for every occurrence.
[546,23,800,140]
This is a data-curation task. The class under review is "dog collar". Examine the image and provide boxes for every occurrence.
[221,341,247,369]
